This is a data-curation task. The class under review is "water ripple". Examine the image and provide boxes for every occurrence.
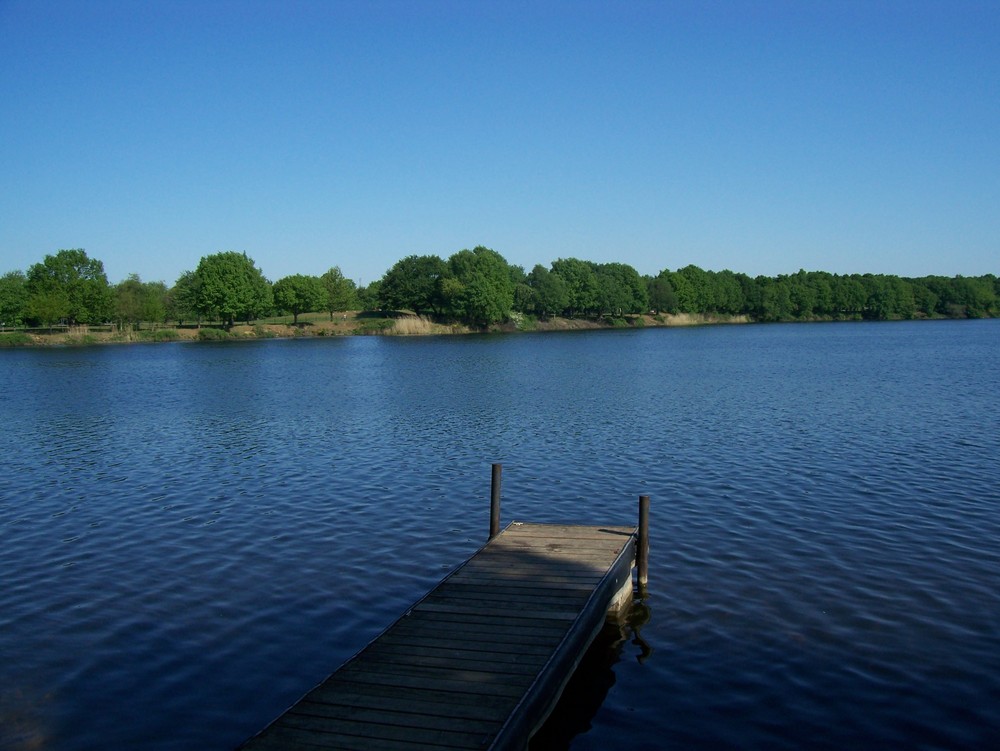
[1,323,999,749]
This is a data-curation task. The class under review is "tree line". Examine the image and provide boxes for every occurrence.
[1,247,997,331]
[0,249,358,330]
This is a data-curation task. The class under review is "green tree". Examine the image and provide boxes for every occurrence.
[166,270,202,325]
[949,275,996,317]
[832,275,867,316]
[436,275,465,317]
[712,270,747,315]
[758,277,793,321]
[193,251,273,327]
[114,275,167,331]
[320,267,358,319]
[550,258,599,316]
[648,272,677,313]
[273,274,326,324]
[736,273,761,315]
[445,246,515,326]
[787,271,817,318]
[526,264,569,317]
[356,280,381,311]
[676,265,714,312]
[142,281,168,326]
[27,289,70,330]
[664,270,697,313]
[592,262,647,316]
[25,249,113,325]
[512,280,536,314]
[379,255,447,315]
[860,274,916,320]
[0,270,29,327]
[909,280,939,317]
[115,274,144,329]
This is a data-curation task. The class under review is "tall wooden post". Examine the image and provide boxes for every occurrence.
[637,495,650,593]
[490,463,502,539]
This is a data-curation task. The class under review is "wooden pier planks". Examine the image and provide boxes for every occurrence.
[240,522,637,751]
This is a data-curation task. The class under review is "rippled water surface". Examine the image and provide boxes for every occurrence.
[2,320,998,749]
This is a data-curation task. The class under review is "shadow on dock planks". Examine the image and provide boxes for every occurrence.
[238,466,650,750]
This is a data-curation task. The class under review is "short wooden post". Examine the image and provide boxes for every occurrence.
[490,463,502,539]
[637,495,650,593]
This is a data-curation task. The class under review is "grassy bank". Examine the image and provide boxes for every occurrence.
[3,311,749,347]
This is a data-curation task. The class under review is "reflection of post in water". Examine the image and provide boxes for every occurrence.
[627,595,654,664]
[530,597,655,750]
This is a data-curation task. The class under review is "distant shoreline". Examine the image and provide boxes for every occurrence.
[1,311,751,346]
[2,310,992,348]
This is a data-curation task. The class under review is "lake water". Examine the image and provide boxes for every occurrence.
[2,320,998,750]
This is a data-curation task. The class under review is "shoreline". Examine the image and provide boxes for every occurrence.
[0,312,751,347]
[3,311,979,348]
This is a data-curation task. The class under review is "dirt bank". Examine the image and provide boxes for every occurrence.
[3,311,748,347]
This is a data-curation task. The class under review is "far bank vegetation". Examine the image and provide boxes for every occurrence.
[1,246,997,345]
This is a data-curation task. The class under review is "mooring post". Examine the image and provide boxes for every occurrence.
[490,463,502,539]
[637,495,650,593]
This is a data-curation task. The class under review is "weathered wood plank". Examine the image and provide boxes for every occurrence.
[442,575,600,592]
[364,638,551,665]
[280,712,494,749]
[291,700,502,736]
[382,618,568,647]
[246,722,467,751]
[307,679,516,714]
[360,642,546,676]
[240,523,638,751]
[317,669,527,699]
[420,599,585,618]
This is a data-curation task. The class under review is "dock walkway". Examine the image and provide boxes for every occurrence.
[240,521,639,750]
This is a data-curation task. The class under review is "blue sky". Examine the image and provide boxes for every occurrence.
[2,0,997,287]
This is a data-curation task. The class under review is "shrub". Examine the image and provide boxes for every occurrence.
[197,327,231,341]
[0,332,32,347]
[353,318,395,335]
[508,311,537,331]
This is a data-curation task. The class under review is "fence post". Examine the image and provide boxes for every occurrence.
[637,495,650,593]
[490,463,502,539]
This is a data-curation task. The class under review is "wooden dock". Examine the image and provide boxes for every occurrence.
[240,464,649,751]
[239,471,649,751]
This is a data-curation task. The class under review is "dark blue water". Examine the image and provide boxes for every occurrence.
[2,321,998,749]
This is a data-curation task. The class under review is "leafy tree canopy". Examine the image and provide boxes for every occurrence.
[114,274,167,329]
[273,274,326,324]
[193,251,272,327]
[166,270,202,324]
[593,262,647,316]
[524,264,569,317]
[445,246,515,326]
[0,271,29,327]
[550,258,600,316]
[25,248,113,325]
[379,255,447,315]
[320,266,358,319]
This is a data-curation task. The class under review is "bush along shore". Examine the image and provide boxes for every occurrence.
[0,311,759,347]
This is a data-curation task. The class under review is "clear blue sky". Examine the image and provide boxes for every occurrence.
[2,0,997,287]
